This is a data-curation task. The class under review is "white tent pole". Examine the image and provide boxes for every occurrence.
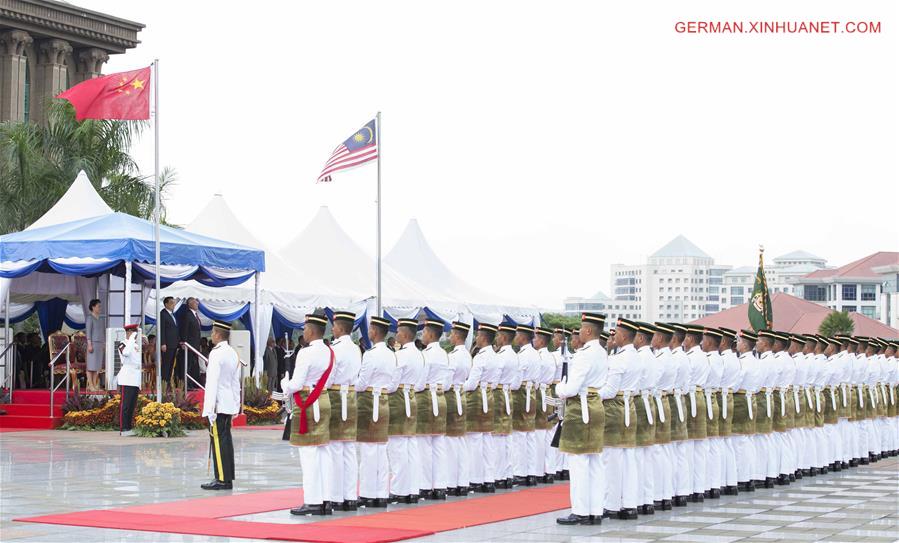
[153,58,162,402]
[376,111,382,317]
[124,262,132,326]
[254,271,261,386]
[4,288,10,403]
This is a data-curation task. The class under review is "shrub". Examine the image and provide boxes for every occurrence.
[134,401,186,438]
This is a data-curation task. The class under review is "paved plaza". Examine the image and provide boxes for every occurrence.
[0,428,897,542]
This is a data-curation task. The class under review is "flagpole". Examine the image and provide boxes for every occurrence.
[376,111,382,317]
[153,58,162,402]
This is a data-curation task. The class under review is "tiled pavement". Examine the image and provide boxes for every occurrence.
[1,429,897,542]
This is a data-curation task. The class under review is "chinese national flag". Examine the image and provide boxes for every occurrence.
[56,66,150,121]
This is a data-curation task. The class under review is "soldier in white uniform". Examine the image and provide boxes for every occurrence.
[464,323,499,493]
[326,311,362,510]
[548,328,571,480]
[555,313,609,525]
[493,324,519,488]
[683,325,710,502]
[651,323,677,510]
[668,324,693,507]
[771,332,796,485]
[701,328,724,499]
[754,330,780,488]
[632,322,661,514]
[420,320,450,499]
[389,319,425,503]
[116,324,142,437]
[446,321,472,495]
[283,314,335,515]
[718,327,741,495]
[202,321,241,491]
[732,329,759,491]
[356,316,396,507]
[512,325,540,486]
[533,327,556,483]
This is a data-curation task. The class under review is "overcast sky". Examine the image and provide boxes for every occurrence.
[82,0,897,309]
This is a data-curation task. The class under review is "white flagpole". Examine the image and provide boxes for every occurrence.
[376,111,382,317]
[153,59,162,402]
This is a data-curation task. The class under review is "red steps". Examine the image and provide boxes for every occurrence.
[0,389,65,429]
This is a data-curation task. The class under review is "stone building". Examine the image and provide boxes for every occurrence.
[0,0,143,123]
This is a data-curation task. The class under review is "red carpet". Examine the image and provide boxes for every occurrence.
[0,427,45,433]
[16,484,572,542]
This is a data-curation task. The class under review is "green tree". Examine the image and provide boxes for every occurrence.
[541,313,580,331]
[0,100,175,233]
[818,311,854,337]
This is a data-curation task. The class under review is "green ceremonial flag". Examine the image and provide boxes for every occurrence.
[748,247,773,331]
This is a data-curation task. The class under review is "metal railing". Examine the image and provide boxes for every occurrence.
[180,342,207,391]
[48,343,72,417]
[0,342,17,404]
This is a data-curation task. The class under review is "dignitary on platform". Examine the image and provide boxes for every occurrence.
[201,321,241,491]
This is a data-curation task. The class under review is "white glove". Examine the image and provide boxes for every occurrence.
[208,414,217,425]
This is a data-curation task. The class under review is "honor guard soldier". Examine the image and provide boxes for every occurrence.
[632,322,660,515]
[548,328,572,481]
[446,321,472,495]
[682,324,710,502]
[810,336,831,474]
[283,314,335,515]
[790,334,813,479]
[570,328,582,351]
[555,312,609,526]
[650,323,676,510]
[512,324,539,487]
[464,323,500,493]
[754,330,779,487]
[533,327,556,483]
[718,328,740,495]
[389,318,424,503]
[201,321,241,491]
[356,316,395,507]
[701,328,724,498]
[604,318,640,520]
[116,324,142,437]
[667,324,692,506]
[328,311,362,510]
[770,331,795,485]
[419,320,450,499]
[732,329,759,491]
[493,324,518,488]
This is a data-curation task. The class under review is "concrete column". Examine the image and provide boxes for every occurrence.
[0,30,32,122]
[29,38,72,124]
[72,47,109,84]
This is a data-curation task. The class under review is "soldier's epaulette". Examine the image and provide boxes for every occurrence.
[581,344,591,350]
[655,352,663,358]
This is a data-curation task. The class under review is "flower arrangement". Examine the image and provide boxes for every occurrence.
[60,391,204,432]
[62,395,119,430]
[242,375,282,425]
[244,400,283,425]
[134,401,186,437]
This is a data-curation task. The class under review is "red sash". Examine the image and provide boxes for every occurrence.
[292,346,335,435]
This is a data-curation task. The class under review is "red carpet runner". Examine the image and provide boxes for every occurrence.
[17,484,571,542]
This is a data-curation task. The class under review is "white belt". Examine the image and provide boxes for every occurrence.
[525,381,533,413]
[721,388,728,419]
[841,383,848,407]
[312,398,320,423]
[778,389,786,417]
[428,383,440,416]
[688,389,698,418]
[704,389,714,420]
[480,382,490,413]
[675,390,685,422]
[340,384,350,422]
[579,391,589,424]
[804,387,813,410]
[765,388,773,418]
[653,392,666,423]
[453,384,463,416]
[746,391,754,420]
[829,387,837,411]
[540,383,548,412]
[403,384,412,418]
[793,387,801,414]
[372,388,383,422]
[641,391,654,425]
[858,384,865,408]
[890,384,896,406]
[868,385,877,407]
[622,391,632,427]
[815,387,822,413]
[502,384,511,416]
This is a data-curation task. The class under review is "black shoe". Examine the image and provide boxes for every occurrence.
[472,484,487,493]
[653,500,663,509]
[388,494,409,504]
[841,461,849,469]
[341,499,358,511]
[689,492,704,503]
[661,499,673,510]
[832,462,842,471]
[526,475,539,487]
[776,474,790,486]
[370,498,388,508]
[200,479,232,490]
[801,469,811,477]
[426,489,446,500]
[737,482,752,492]
[764,478,775,488]
[484,482,496,493]
[710,488,721,499]
[560,470,570,481]
[703,490,712,499]
[849,459,859,467]
[723,486,738,496]
[618,508,638,520]
[788,474,796,482]
[673,495,688,507]
[556,513,595,525]
[542,474,555,484]
[820,466,829,474]
[513,476,528,487]
[495,479,509,489]
[794,470,803,480]
[640,504,655,515]
[446,487,461,497]
[602,508,615,519]
[290,503,330,515]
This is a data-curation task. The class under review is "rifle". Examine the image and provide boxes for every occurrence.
[549,331,570,448]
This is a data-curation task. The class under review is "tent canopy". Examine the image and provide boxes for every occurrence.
[28,171,112,230]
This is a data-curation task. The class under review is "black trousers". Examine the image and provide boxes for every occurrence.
[210,414,235,482]
[120,385,139,431]
[161,350,177,384]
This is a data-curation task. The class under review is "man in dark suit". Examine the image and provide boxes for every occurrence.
[179,297,203,389]
[159,296,181,385]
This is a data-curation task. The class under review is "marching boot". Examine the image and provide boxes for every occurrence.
[560,470,570,480]
[557,513,596,525]
[661,499,673,510]
[341,499,358,511]
[788,473,796,482]
[526,475,539,487]
[446,487,461,497]
[542,474,555,484]
[689,493,704,503]
[776,474,790,486]
[723,486,738,496]
[290,503,330,516]
[801,469,811,477]
[831,462,842,471]
[673,495,689,507]
[841,461,849,469]
[484,482,496,493]
[432,489,447,500]
[795,470,803,480]
[602,508,615,519]
[618,508,638,520]
[737,482,753,492]
[495,479,509,489]
[764,477,776,488]
[710,488,721,499]
[389,494,412,504]
[513,476,528,487]
[472,484,488,493]
[410,493,421,501]
[369,498,388,508]
[200,479,232,491]
[849,458,859,467]
[640,504,655,515]
[653,500,663,509]
[860,456,870,465]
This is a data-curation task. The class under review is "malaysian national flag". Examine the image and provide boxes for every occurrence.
[317,119,378,183]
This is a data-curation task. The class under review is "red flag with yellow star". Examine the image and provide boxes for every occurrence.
[56,66,150,121]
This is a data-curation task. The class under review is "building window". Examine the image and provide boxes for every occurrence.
[842,284,857,301]
[861,284,876,301]
[843,306,857,313]
[732,296,744,305]
[861,306,876,318]
[730,286,742,296]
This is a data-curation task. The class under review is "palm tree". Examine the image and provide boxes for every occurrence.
[818,311,855,337]
[0,100,175,233]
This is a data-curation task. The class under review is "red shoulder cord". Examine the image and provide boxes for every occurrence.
[292,346,335,435]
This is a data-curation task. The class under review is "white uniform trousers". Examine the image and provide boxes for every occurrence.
[512,431,536,477]
[773,431,789,475]
[388,436,416,496]
[673,440,691,496]
[691,438,708,494]
[429,435,450,489]
[723,437,738,486]
[879,417,894,452]
[492,434,513,481]
[604,447,638,510]
[467,432,490,484]
[829,422,844,465]
[646,444,665,502]
[813,426,828,468]
[838,418,853,462]
[568,452,604,516]
[359,442,389,499]
[533,429,548,477]
[733,435,754,483]
[636,445,654,506]
[299,445,327,506]
[446,435,468,488]
[706,437,723,490]
[326,441,357,502]
[545,429,561,474]
[657,444,675,500]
